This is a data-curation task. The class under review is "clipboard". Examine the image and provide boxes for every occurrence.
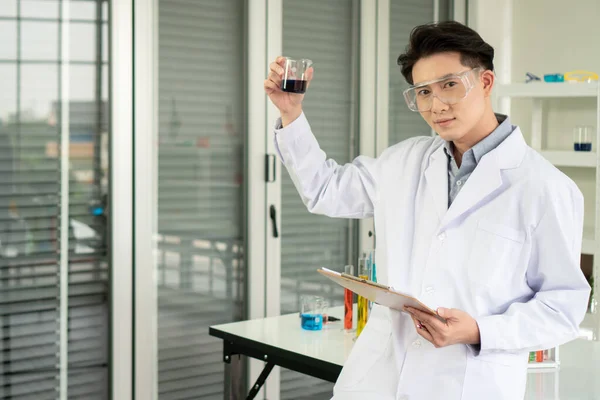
[317,268,445,322]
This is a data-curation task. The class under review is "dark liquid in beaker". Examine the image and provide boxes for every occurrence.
[574,143,592,151]
[281,79,307,94]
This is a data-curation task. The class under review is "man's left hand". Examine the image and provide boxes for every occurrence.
[404,306,480,348]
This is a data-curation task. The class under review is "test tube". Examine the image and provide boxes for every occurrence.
[367,250,376,313]
[370,250,377,283]
[535,350,543,363]
[344,265,354,331]
[356,256,370,337]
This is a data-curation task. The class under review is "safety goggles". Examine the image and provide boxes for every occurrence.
[403,68,482,112]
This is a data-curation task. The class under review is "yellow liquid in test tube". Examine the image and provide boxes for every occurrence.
[356,274,369,336]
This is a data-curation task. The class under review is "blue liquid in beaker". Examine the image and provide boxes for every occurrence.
[574,143,592,151]
[300,313,323,331]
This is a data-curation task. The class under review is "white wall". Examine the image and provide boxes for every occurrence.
[510,0,600,145]
[511,0,599,235]
[471,0,600,234]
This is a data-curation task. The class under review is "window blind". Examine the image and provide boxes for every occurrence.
[280,0,359,398]
[388,0,437,145]
[157,1,245,399]
[0,1,109,398]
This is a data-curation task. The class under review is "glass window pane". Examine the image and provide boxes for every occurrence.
[157,0,246,398]
[69,65,95,101]
[280,0,359,397]
[21,0,59,19]
[0,65,17,124]
[0,21,17,59]
[281,0,358,312]
[102,64,108,101]
[102,23,108,62]
[70,0,96,20]
[66,2,110,390]
[68,65,107,159]
[388,0,436,145]
[21,64,58,121]
[1,2,110,399]
[21,21,58,60]
[70,22,96,62]
[5,61,60,400]
[0,0,17,17]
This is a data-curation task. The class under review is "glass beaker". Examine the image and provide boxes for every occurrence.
[300,295,326,331]
[573,125,594,152]
[281,58,313,94]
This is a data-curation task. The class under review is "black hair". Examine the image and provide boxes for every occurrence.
[397,21,494,85]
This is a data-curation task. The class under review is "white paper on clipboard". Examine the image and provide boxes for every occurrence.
[318,268,445,322]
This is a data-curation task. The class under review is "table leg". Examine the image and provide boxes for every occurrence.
[224,354,244,400]
[246,362,274,400]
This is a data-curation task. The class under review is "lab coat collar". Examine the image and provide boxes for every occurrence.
[491,126,527,170]
[425,145,449,222]
[426,127,527,230]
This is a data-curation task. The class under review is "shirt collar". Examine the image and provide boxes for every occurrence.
[443,113,514,163]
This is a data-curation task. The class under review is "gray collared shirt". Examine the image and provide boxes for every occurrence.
[444,114,516,206]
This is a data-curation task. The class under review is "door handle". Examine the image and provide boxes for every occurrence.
[269,205,279,238]
[265,154,276,183]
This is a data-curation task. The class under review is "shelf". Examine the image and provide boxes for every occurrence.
[496,82,599,98]
[527,360,559,369]
[540,150,596,167]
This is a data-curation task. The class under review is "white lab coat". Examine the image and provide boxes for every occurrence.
[273,113,591,400]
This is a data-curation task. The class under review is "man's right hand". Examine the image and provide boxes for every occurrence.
[264,56,314,127]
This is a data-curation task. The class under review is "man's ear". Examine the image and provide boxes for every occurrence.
[481,70,495,97]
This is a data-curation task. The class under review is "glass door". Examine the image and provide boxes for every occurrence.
[154,0,247,398]
[279,0,360,398]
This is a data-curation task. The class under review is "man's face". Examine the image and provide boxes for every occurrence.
[411,52,490,143]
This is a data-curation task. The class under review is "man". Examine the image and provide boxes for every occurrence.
[264,21,590,400]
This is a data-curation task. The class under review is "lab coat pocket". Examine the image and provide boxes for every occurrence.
[334,308,392,391]
[477,220,525,243]
[468,220,525,289]
[461,352,528,400]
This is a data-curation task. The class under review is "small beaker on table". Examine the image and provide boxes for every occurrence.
[300,296,327,331]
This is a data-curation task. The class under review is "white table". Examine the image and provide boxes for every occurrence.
[209,306,351,399]
[210,306,600,400]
